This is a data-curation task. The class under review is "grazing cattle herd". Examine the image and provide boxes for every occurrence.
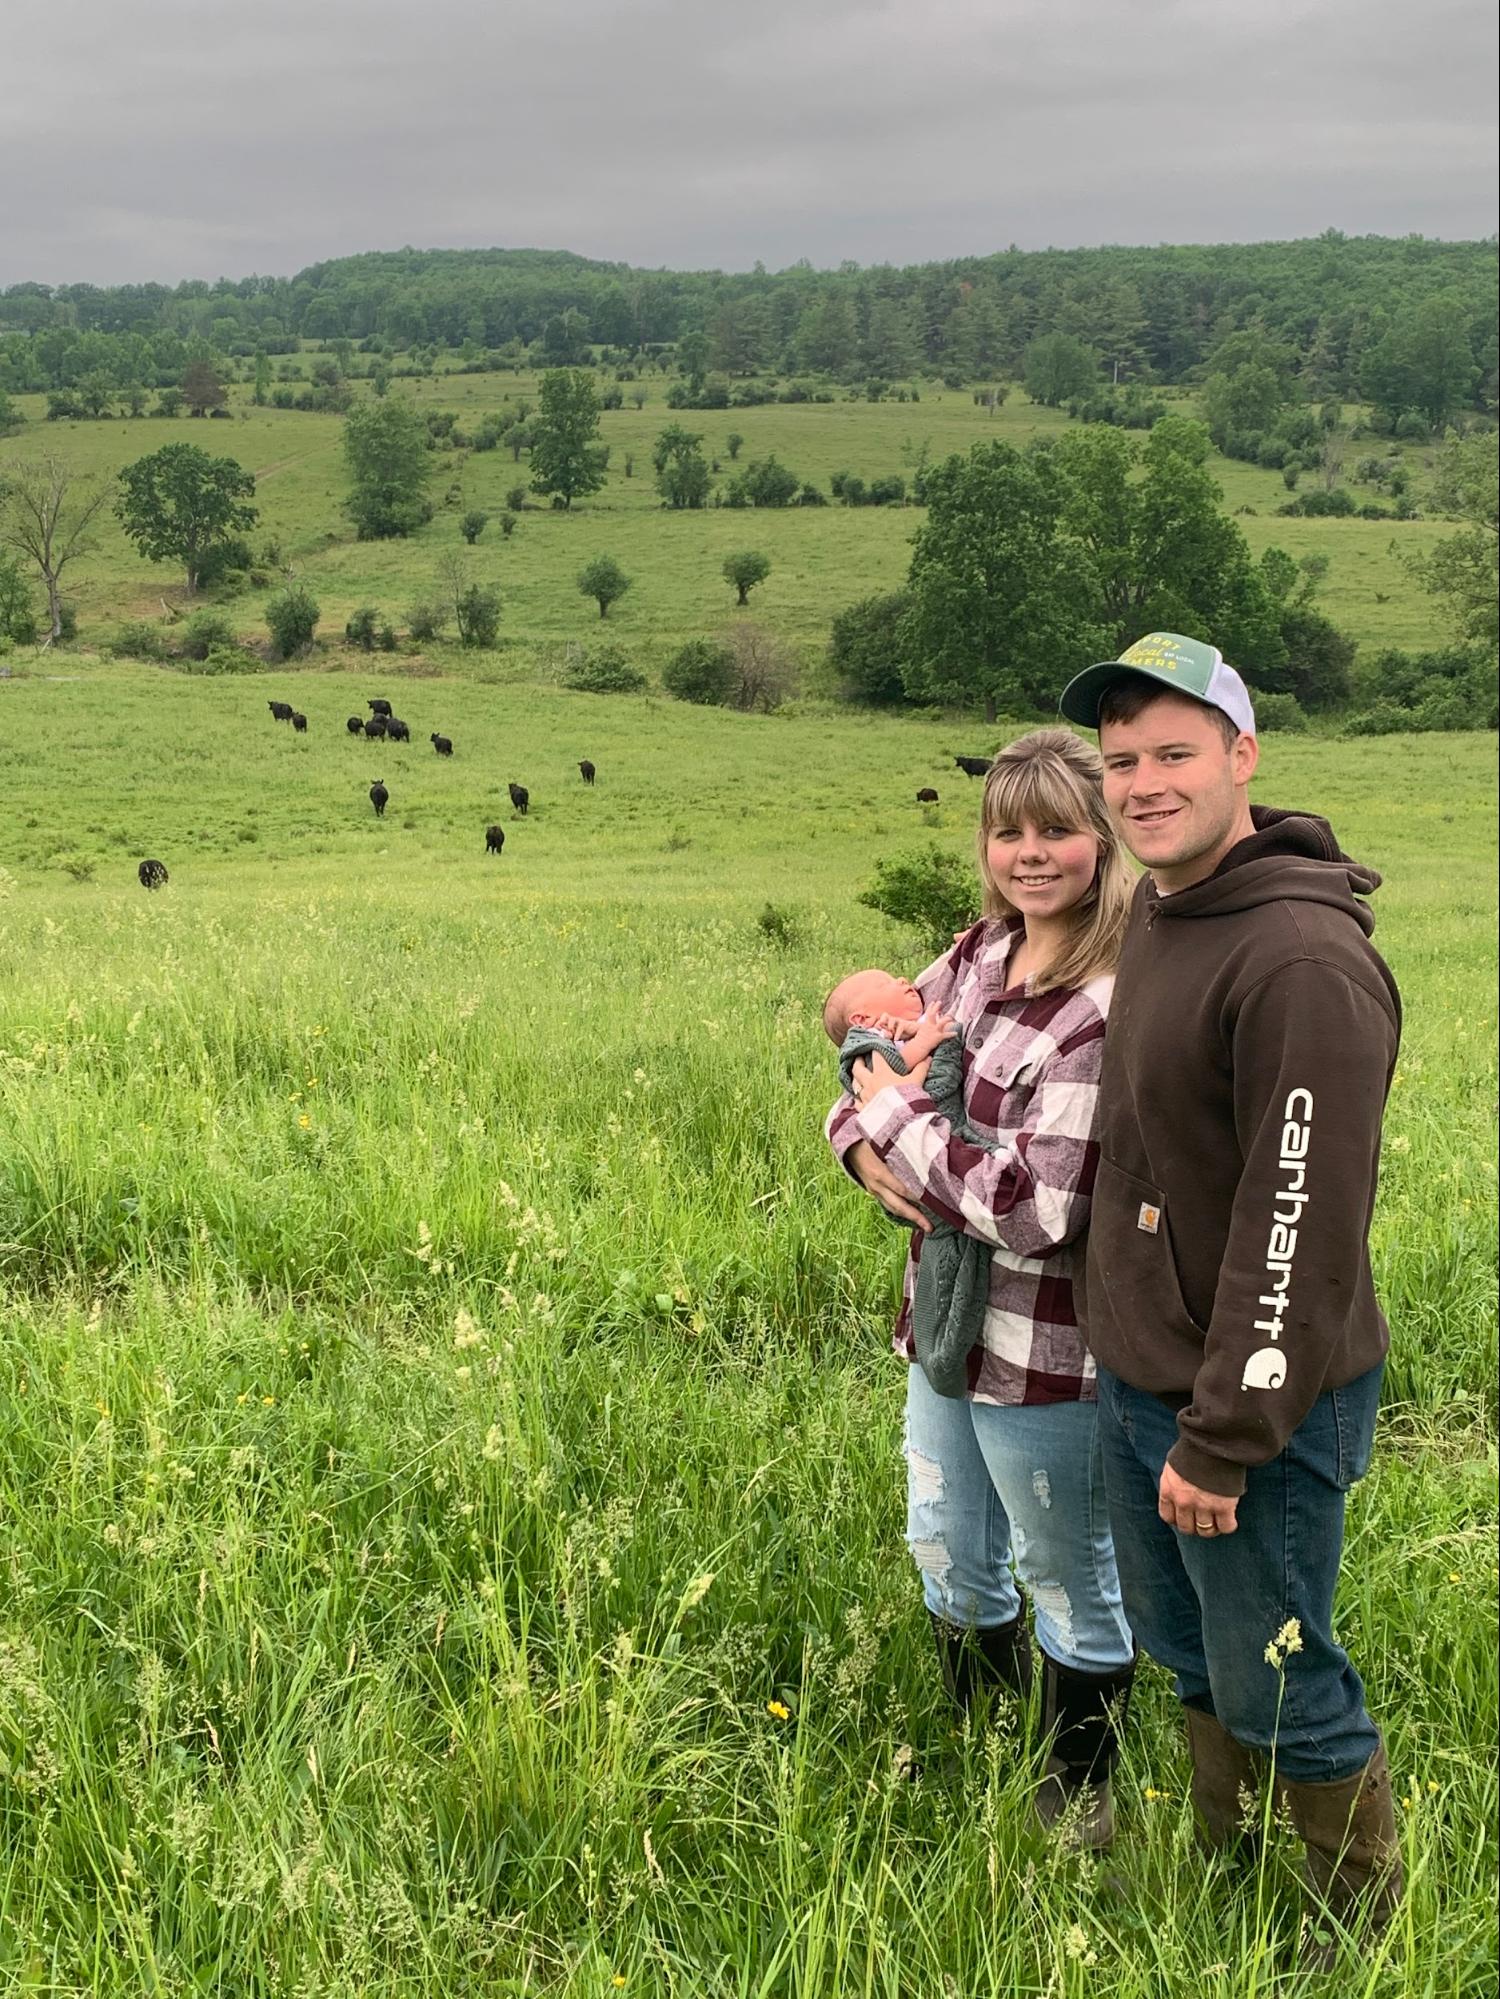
[136,694,995,892]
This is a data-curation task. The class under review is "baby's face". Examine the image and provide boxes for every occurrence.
[834,968,924,1037]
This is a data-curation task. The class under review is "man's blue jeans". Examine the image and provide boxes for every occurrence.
[1096,1363,1383,1784]
[904,1366,1135,1673]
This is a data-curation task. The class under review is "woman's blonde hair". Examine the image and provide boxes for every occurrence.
[975,727,1133,994]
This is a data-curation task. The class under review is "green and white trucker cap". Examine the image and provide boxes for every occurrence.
[1059,631,1257,736]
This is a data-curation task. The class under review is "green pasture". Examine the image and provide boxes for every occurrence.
[0,376,1456,659]
[0,666,1494,1994]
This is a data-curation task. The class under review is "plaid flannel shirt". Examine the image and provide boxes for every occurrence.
[826,918,1111,1405]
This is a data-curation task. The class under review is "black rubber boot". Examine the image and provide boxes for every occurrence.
[930,1609,1034,1713]
[1034,1649,1136,1850]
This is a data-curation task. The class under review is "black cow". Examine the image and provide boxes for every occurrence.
[430,733,454,756]
[364,716,388,740]
[368,699,393,717]
[346,716,364,735]
[291,711,308,733]
[508,782,529,816]
[268,700,294,722]
[369,781,389,818]
[954,755,991,778]
[137,858,169,890]
[485,824,505,855]
[916,787,939,803]
[578,760,596,785]
[386,717,411,744]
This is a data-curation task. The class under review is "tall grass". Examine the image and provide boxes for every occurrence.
[0,684,1493,1993]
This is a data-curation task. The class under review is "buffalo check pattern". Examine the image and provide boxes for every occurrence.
[827,918,1111,1406]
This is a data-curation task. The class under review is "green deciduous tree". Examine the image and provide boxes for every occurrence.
[1023,333,1099,407]
[828,590,912,704]
[901,440,1092,721]
[1361,293,1479,431]
[653,424,711,509]
[1406,428,1498,646]
[115,443,257,593]
[343,397,433,539]
[529,369,607,509]
[1052,415,1285,678]
[578,554,632,618]
[460,509,488,544]
[723,549,771,606]
[181,357,227,417]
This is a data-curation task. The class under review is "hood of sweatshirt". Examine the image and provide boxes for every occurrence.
[1149,805,1382,938]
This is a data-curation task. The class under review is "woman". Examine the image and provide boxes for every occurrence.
[827,728,1136,1847]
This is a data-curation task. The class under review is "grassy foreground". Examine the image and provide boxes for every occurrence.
[0,668,1495,1996]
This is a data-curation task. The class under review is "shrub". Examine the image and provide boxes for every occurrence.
[453,583,500,648]
[498,511,518,538]
[663,637,736,706]
[181,644,261,676]
[190,536,256,593]
[461,509,488,545]
[54,852,97,883]
[179,609,238,660]
[1251,691,1309,733]
[755,902,799,948]
[734,455,799,507]
[0,554,40,645]
[797,482,827,506]
[345,605,382,651]
[506,484,528,512]
[565,643,648,694]
[858,846,981,954]
[108,618,172,661]
[725,621,800,712]
[867,474,907,507]
[1394,410,1431,442]
[406,600,448,642]
[265,584,320,659]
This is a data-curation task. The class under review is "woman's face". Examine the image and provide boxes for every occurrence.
[985,815,1100,922]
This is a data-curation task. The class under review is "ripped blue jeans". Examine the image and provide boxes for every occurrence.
[904,1366,1134,1672]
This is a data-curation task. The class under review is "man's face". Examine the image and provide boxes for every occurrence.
[1098,692,1259,889]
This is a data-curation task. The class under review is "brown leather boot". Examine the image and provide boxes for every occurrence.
[1183,1705,1263,1857]
[1280,1738,1404,1968]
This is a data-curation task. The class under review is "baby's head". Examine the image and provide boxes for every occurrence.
[822,968,925,1044]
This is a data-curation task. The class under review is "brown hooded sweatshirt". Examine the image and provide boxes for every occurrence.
[1086,805,1401,1497]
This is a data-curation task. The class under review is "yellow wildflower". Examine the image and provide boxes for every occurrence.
[766,1699,791,1721]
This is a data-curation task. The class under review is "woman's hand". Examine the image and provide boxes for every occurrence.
[845,1140,931,1232]
[853,1045,911,1099]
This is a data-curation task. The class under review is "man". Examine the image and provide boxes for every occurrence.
[1058,632,1402,1961]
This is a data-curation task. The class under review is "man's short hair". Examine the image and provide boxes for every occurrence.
[1096,674,1240,748]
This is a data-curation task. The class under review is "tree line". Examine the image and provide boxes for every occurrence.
[2,234,1494,413]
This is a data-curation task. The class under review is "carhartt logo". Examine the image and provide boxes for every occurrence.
[1137,1202,1160,1234]
[1241,1087,1313,1394]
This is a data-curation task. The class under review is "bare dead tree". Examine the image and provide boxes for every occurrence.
[0,458,113,645]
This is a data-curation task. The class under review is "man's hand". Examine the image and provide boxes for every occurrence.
[1158,1460,1239,1538]
[845,1139,931,1232]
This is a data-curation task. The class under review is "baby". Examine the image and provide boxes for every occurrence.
[825,967,1001,1399]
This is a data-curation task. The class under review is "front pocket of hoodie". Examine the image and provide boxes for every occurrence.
[1091,1158,1208,1344]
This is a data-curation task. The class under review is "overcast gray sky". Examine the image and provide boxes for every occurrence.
[5,0,1496,286]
